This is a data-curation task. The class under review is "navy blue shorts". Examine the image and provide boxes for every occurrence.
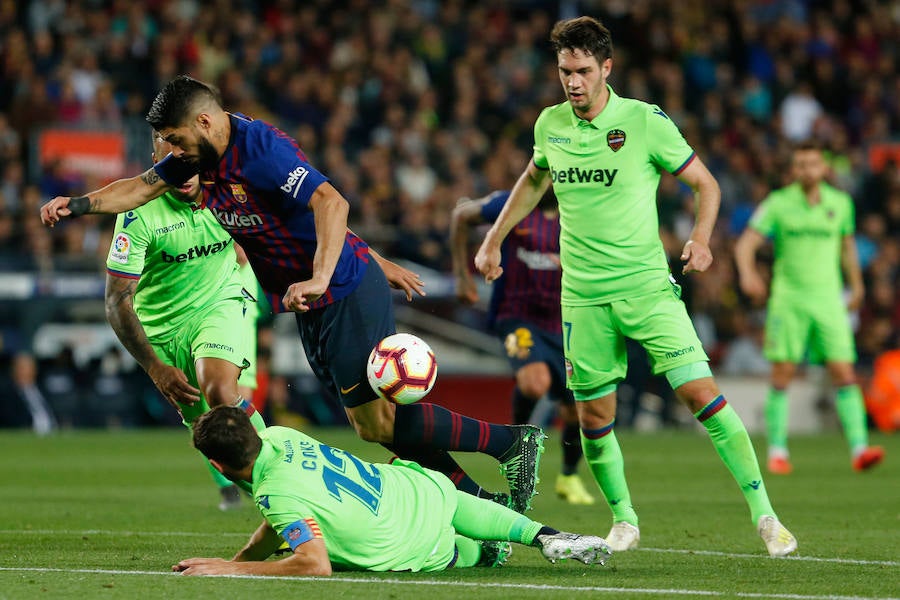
[495,319,573,405]
[295,260,395,409]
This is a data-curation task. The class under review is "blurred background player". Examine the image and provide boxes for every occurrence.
[735,141,884,474]
[451,188,594,505]
[44,75,544,513]
[174,406,611,576]
[475,16,796,557]
[104,131,265,510]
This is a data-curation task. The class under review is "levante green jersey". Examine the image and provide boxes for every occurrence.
[252,427,457,573]
[533,85,696,304]
[105,192,244,340]
[749,181,854,300]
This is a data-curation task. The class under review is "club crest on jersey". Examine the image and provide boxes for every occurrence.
[607,129,626,152]
[230,183,248,203]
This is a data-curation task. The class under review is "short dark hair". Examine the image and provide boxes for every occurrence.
[192,406,262,470]
[146,75,220,131]
[550,16,613,62]
[793,139,822,154]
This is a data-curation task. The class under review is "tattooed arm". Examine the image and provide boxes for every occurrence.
[40,169,172,226]
[104,273,201,408]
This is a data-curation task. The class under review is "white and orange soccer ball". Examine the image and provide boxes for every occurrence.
[366,333,438,404]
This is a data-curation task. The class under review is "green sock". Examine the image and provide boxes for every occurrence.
[451,490,542,545]
[237,397,267,431]
[452,535,482,568]
[835,384,869,454]
[765,388,790,453]
[580,427,638,526]
[695,396,774,523]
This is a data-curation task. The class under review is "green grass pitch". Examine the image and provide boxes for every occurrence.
[0,426,896,599]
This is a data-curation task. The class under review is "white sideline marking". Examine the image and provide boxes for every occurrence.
[0,567,895,600]
[2,530,896,567]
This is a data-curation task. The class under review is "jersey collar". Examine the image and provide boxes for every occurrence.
[568,84,620,129]
[250,433,278,488]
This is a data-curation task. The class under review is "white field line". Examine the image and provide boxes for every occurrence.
[0,566,895,600]
[1,529,896,567]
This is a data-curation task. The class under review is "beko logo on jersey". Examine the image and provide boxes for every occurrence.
[550,167,618,186]
[161,238,232,263]
[211,207,264,229]
[280,165,309,198]
[516,247,560,270]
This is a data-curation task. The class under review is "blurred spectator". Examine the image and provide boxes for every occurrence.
[720,310,770,377]
[0,352,57,435]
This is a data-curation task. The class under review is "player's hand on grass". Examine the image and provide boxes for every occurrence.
[680,239,713,274]
[40,197,73,227]
[173,557,233,575]
[381,260,426,301]
[474,244,503,283]
[282,278,328,312]
[147,363,201,408]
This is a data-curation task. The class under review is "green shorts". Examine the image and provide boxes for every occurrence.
[562,285,708,396]
[152,294,252,422]
[764,295,856,364]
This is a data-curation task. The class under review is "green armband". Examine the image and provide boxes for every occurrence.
[69,196,91,217]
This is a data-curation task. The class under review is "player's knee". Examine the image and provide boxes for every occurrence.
[516,364,551,399]
[352,421,391,443]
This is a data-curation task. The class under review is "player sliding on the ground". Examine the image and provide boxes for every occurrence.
[173,406,612,576]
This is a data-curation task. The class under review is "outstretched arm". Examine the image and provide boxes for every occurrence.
[104,274,200,408]
[40,169,171,226]
[173,520,332,577]
[475,161,550,282]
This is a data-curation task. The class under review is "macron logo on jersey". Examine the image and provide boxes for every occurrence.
[550,166,618,187]
[280,165,309,198]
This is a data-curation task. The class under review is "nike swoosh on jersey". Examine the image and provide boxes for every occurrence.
[340,382,361,394]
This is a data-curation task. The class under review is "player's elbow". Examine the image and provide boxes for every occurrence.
[281,551,332,577]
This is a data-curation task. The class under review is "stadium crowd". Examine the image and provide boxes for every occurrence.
[0,0,898,427]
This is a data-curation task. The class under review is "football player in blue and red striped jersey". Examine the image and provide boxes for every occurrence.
[40,75,544,513]
[452,188,595,505]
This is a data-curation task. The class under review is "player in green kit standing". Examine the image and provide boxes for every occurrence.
[174,406,612,576]
[475,16,797,557]
[735,141,884,474]
[105,132,266,508]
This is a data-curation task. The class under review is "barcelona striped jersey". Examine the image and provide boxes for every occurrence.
[154,113,368,312]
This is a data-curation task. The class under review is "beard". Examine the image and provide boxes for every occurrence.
[196,137,221,171]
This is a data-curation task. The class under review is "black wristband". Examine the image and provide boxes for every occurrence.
[69,196,91,217]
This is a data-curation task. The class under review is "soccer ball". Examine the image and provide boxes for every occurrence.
[366,333,438,404]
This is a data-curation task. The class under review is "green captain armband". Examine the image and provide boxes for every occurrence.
[69,196,91,217]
